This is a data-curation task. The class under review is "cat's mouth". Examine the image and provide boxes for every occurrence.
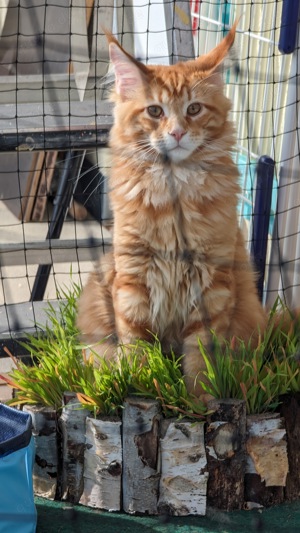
[162,145,190,164]
[169,144,186,151]
[154,139,191,164]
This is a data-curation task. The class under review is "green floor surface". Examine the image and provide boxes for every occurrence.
[35,497,300,533]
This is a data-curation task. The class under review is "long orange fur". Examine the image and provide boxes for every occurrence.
[77,25,268,400]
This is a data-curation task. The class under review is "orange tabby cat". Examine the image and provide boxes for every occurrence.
[77,24,267,400]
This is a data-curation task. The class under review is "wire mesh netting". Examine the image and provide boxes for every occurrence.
[0,0,299,342]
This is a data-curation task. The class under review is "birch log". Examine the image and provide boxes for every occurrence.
[244,412,288,507]
[280,393,300,501]
[59,393,89,503]
[205,399,247,510]
[158,419,208,516]
[80,416,122,511]
[23,404,58,499]
[122,397,161,514]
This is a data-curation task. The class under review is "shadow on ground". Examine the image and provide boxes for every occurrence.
[35,497,300,533]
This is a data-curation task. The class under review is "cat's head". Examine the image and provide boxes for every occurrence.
[107,23,237,165]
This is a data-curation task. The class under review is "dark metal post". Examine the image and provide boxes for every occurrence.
[278,0,300,54]
[251,155,275,301]
[30,150,85,301]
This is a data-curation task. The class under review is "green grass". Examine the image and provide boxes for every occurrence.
[1,282,84,410]
[1,285,300,417]
[198,334,300,415]
[124,339,207,419]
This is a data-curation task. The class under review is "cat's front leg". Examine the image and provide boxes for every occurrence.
[181,320,214,405]
[76,254,118,363]
[181,260,267,404]
[181,284,233,404]
[112,276,152,347]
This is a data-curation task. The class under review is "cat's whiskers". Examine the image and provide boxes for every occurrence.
[134,142,155,155]
[152,150,161,170]
[66,149,97,162]
[116,142,151,158]
[81,170,105,196]
[65,158,106,202]
[117,145,157,172]
[134,147,158,172]
[191,69,224,92]
[83,182,106,206]
[132,139,157,157]
[81,174,108,207]
[77,163,101,182]
[190,78,210,92]
[132,143,156,158]
[202,140,233,158]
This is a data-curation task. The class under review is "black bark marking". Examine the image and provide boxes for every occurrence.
[174,423,190,438]
[134,418,159,470]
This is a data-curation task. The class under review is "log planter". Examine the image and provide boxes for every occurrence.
[23,404,59,500]
[80,415,122,511]
[25,395,300,516]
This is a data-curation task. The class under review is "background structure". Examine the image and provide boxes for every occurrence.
[0,0,299,347]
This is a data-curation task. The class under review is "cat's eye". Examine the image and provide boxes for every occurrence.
[187,103,202,116]
[147,105,164,118]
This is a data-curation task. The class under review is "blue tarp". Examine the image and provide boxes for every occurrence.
[0,404,37,533]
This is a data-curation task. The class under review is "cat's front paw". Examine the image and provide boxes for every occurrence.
[183,371,214,405]
[198,391,214,406]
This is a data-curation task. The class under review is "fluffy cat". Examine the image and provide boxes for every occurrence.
[77,24,268,401]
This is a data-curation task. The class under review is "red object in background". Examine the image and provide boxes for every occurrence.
[190,0,201,36]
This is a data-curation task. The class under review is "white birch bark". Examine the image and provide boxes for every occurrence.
[122,397,161,514]
[59,394,89,503]
[246,413,289,487]
[158,419,208,516]
[23,404,58,499]
[80,417,122,511]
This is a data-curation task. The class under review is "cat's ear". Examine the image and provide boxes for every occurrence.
[196,20,238,85]
[107,35,148,99]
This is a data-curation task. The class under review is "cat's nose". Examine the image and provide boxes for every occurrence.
[169,128,187,142]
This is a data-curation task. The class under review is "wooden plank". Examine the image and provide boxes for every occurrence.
[80,416,122,511]
[69,2,87,86]
[70,0,95,100]
[0,0,9,37]
[0,100,113,135]
[19,151,41,221]
[31,151,58,221]
[163,0,195,63]
[20,152,45,222]
[158,419,208,516]
[0,237,112,267]
[122,397,161,515]
[0,98,112,154]
[90,0,114,83]
[115,0,134,54]
[205,399,247,511]
[85,0,95,27]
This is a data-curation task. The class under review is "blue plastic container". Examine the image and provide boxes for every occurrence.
[0,404,37,533]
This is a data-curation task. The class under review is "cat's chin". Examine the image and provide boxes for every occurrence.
[161,146,191,165]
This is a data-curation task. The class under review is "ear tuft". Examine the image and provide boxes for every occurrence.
[108,39,147,99]
[196,19,239,74]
